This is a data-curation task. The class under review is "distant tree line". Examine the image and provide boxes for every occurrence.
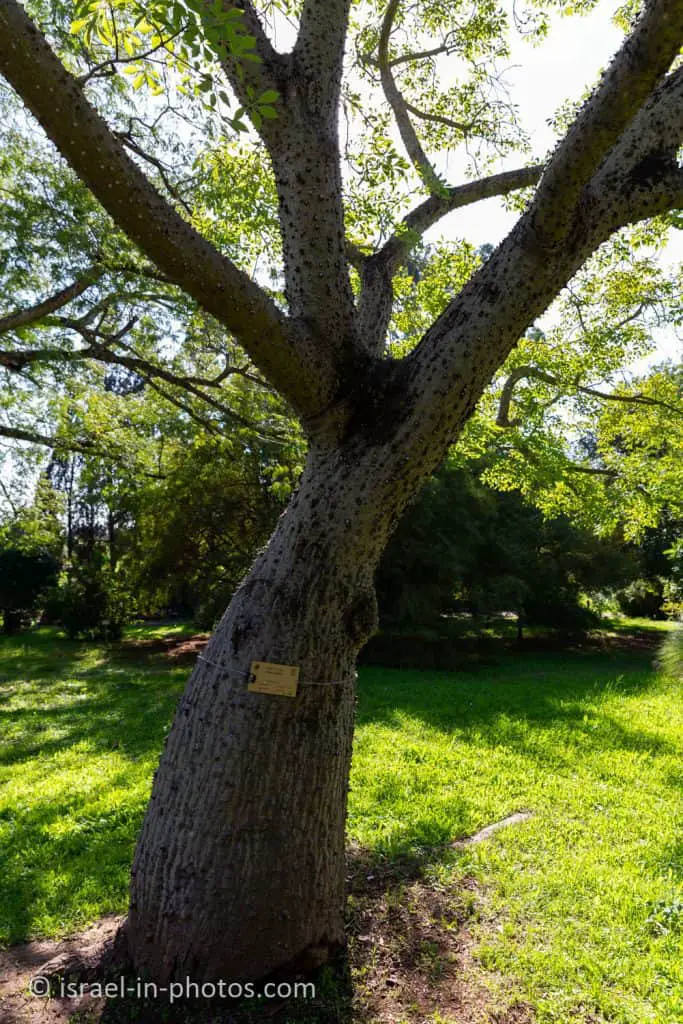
[1,443,680,647]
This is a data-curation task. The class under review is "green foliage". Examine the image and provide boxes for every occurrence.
[0,548,59,633]
[67,0,264,126]
[616,577,664,619]
[377,459,633,635]
[0,481,62,632]
[119,432,298,625]
[48,559,133,640]
[662,538,683,618]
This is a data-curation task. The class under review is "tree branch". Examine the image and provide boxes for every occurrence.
[215,0,289,138]
[388,42,454,68]
[392,0,683,482]
[356,164,543,353]
[585,64,683,232]
[0,326,285,437]
[382,164,544,272]
[377,0,441,192]
[0,268,103,333]
[529,0,683,245]
[0,0,337,419]
[0,424,97,454]
[403,99,471,134]
[495,365,683,428]
[293,0,351,121]
[0,424,166,476]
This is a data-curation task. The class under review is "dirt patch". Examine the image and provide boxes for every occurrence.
[346,846,532,1024]
[584,629,662,653]
[518,629,661,655]
[0,867,531,1024]
[0,917,121,1024]
[348,867,491,1022]
[116,633,209,664]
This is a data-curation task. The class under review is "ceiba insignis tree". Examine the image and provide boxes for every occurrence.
[1,0,682,984]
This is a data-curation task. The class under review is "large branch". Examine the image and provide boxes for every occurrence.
[375,2,683,495]
[294,0,351,121]
[209,3,360,366]
[529,0,683,245]
[0,0,338,419]
[216,1,290,141]
[585,64,683,231]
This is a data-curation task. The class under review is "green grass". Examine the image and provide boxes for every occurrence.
[0,627,681,1023]
[605,615,679,634]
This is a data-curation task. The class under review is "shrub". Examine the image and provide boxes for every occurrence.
[522,591,600,632]
[616,578,663,619]
[0,548,59,634]
[48,563,133,640]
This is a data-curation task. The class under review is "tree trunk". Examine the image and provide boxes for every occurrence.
[3,609,22,635]
[127,442,399,983]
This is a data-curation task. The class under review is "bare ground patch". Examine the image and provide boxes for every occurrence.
[346,844,533,1024]
[116,633,209,664]
[0,917,120,1024]
[0,861,532,1024]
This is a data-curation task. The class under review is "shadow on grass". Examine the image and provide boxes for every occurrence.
[91,846,483,1024]
[357,648,674,760]
[0,630,189,945]
[0,629,674,972]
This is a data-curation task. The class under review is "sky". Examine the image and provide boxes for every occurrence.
[434,1,624,246]
[427,0,682,367]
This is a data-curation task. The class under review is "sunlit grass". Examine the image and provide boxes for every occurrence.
[0,627,681,1022]
[351,656,682,1023]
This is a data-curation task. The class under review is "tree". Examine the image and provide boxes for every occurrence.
[0,479,61,631]
[0,547,59,631]
[1,0,683,985]
[376,458,635,635]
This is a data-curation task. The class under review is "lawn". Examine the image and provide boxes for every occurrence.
[0,624,681,1023]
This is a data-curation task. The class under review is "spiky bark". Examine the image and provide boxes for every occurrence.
[0,0,682,985]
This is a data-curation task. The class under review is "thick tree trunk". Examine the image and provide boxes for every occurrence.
[127,443,399,983]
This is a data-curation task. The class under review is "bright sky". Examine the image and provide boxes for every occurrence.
[438,1,624,245]
[430,1,681,367]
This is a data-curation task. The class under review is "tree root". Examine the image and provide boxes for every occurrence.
[451,811,534,849]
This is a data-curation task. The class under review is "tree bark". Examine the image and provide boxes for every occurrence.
[2,0,683,993]
[127,443,399,982]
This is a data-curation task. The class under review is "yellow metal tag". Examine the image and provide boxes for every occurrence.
[248,661,299,697]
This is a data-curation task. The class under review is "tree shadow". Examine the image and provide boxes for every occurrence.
[356,648,674,763]
[0,631,188,945]
[0,631,676,1023]
[94,845,488,1024]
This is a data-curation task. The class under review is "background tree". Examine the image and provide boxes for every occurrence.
[0,0,683,986]
[376,458,636,639]
[0,478,61,631]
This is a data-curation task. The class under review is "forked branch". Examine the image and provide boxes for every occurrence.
[0,0,338,419]
[357,164,543,353]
